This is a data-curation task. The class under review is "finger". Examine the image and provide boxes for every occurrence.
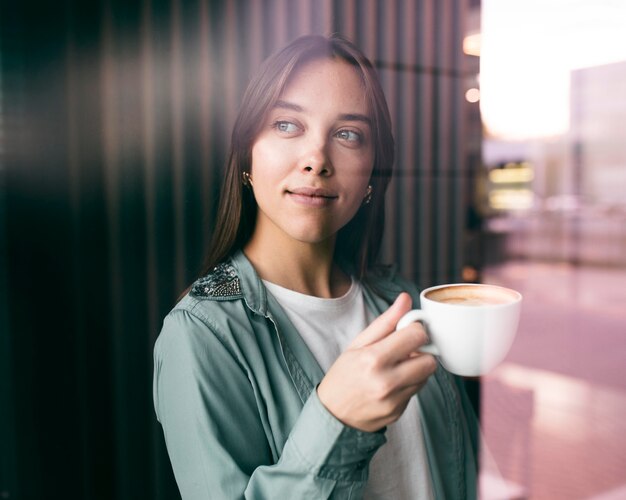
[389,380,429,410]
[391,353,438,390]
[375,359,436,417]
[376,322,430,364]
[391,381,428,407]
[348,293,412,349]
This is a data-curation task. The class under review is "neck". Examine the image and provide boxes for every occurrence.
[243,229,350,299]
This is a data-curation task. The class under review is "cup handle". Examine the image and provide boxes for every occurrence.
[396,309,440,356]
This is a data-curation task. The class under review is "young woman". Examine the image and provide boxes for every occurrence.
[153,35,478,499]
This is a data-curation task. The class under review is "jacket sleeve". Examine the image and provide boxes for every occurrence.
[153,308,386,500]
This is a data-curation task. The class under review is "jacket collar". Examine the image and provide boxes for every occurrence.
[229,249,407,316]
[230,250,270,315]
[230,250,326,401]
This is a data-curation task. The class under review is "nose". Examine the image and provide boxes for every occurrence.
[299,137,333,176]
[302,163,331,176]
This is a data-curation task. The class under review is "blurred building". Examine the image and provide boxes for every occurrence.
[479,58,626,266]
[570,60,626,206]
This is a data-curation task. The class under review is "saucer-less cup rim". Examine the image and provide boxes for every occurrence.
[422,283,522,308]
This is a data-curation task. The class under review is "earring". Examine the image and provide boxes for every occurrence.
[242,171,253,187]
[364,185,373,205]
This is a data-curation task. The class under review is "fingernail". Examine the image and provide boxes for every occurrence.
[393,294,404,308]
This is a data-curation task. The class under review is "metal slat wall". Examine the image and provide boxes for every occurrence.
[1,1,470,498]
[189,0,467,287]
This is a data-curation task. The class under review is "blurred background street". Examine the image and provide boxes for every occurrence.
[481,256,626,499]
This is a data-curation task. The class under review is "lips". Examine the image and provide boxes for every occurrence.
[288,187,337,198]
[286,186,338,207]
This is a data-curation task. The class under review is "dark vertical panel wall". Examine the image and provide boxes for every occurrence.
[0,0,471,498]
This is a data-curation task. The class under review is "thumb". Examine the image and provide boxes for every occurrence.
[348,292,412,349]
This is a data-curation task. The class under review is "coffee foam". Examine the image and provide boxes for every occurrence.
[425,284,518,306]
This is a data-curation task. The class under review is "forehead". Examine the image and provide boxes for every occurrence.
[278,57,369,114]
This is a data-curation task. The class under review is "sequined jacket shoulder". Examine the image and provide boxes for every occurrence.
[189,261,243,301]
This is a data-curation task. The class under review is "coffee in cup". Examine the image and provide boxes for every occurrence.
[396,283,522,376]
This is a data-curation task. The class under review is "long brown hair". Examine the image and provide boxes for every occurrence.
[202,34,395,278]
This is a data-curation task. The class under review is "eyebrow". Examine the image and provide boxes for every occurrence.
[338,113,371,126]
[274,100,304,112]
[273,99,371,126]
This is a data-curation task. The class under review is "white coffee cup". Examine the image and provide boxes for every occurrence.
[396,283,522,376]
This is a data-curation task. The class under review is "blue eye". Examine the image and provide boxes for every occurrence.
[336,129,362,143]
[274,121,299,134]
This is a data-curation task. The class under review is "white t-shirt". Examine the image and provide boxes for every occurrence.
[263,278,434,500]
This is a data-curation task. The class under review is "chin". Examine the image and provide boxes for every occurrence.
[288,226,337,245]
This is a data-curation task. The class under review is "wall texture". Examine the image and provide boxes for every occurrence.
[0,0,471,498]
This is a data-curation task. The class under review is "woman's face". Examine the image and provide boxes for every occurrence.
[249,57,375,247]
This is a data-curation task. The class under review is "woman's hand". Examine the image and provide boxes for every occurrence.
[317,293,437,432]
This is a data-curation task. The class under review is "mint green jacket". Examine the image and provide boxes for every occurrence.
[153,251,478,499]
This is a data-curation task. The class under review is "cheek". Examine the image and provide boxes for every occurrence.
[337,155,374,192]
[250,137,291,179]
[250,141,268,176]
[336,143,374,175]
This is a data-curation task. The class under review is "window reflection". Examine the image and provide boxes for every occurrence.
[473,1,626,498]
